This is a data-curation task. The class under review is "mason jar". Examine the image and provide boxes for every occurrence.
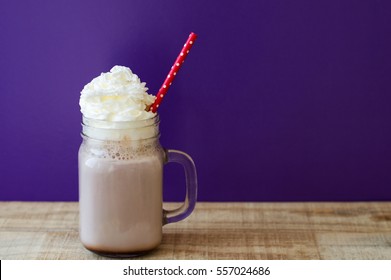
[78,115,197,257]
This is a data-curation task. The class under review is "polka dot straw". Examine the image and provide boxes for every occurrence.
[149,32,198,113]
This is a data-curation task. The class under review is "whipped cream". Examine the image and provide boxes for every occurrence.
[80,66,156,121]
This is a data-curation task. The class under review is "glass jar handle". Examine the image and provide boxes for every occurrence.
[163,149,198,225]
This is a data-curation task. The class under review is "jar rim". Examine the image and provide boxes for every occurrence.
[81,114,160,141]
[80,132,160,142]
[82,114,160,129]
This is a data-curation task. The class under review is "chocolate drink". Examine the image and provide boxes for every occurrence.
[78,141,164,254]
[78,66,198,256]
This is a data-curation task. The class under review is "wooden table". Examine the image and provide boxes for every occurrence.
[0,202,391,260]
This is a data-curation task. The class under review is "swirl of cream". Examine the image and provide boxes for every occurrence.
[80,66,156,121]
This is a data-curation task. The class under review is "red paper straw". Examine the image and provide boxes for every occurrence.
[149,32,198,113]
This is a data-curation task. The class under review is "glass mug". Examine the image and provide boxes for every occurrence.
[78,115,197,257]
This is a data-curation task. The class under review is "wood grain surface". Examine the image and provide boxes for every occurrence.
[0,202,391,260]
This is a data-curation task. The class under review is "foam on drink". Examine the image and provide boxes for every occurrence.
[80,65,156,122]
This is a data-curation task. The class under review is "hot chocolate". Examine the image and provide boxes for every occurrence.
[79,140,163,254]
[78,65,197,256]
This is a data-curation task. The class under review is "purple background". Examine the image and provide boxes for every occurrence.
[1,0,390,202]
